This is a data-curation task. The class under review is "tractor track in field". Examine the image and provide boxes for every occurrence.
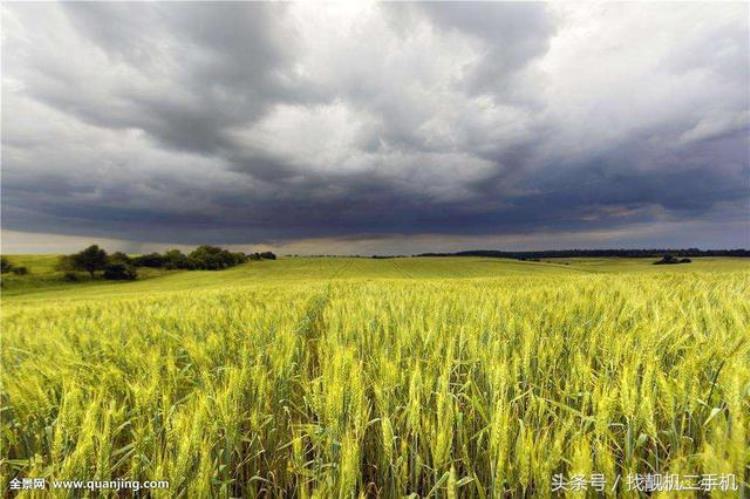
[389,259,415,279]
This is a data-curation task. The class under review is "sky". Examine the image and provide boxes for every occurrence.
[2,2,748,254]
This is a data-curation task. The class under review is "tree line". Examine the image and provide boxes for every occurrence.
[57,245,276,281]
[653,255,692,265]
[417,248,750,259]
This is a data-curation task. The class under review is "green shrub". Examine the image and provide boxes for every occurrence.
[132,253,166,268]
[103,263,137,280]
[1,256,13,274]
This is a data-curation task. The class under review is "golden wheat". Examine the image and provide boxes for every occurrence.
[1,270,748,497]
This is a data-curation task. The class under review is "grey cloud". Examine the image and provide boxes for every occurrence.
[2,2,748,251]
[23,3,305,155]
[415,2,555,94]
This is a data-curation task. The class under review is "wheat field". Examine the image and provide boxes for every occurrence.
[1,258,748,497]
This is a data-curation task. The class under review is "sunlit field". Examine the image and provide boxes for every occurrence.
[2,257,748,497]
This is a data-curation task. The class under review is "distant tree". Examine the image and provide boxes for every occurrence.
[163,249,192,269]
[247,251,275,261]
[11,266,28,275]
[654,255,676,265]
[231,252,249,265]
[1,257,13,274]
[69,245,108,277]
[103,263,137,280]
[654,254,691,265]
[188,245,237,270]
[132,253,167,268]
[109,252,132,265]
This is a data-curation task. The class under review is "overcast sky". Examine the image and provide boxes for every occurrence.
[2,2,748,254]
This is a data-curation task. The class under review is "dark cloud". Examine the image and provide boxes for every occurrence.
[415,2,555,94]
[2,2,748,251]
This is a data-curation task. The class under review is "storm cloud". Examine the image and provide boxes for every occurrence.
[2,2,748,252]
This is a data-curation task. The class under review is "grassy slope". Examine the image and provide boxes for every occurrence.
[0,253,173,298]
[2,256,747,305]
